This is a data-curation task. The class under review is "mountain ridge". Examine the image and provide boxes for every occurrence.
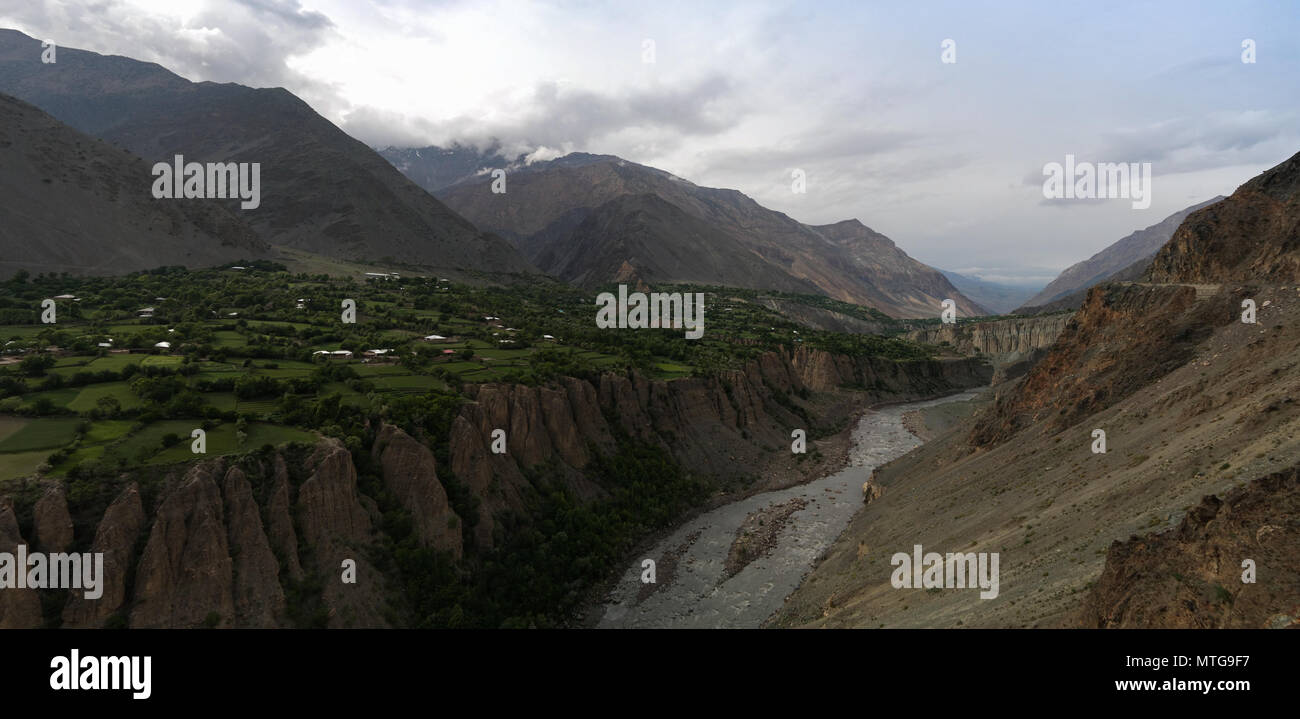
[0,92,268,278]
[387,146,987,318]
[0,28,534,275]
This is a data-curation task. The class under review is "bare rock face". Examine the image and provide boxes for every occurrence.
[130,462,235,628]
[861,480,884,504]
[970,283,1228,447]
[373,425,462,559]
[449,410,528,549]
[1075,465,1300,628]
[297,440,388,628]
[0,496,43,628]
[222,466,286,627]
[905,314,1073,366]
[264,455,303,581]
[62,482,146,628]
[1148,150,1300,284]
[33,482,74,554]
[561,376,615,452]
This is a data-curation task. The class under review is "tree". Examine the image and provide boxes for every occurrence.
[19,353,55,377]
[96,395,121,416]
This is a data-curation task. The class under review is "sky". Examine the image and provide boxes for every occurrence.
[4,0,1298,286]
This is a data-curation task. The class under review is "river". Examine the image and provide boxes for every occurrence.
[596,389,984,628]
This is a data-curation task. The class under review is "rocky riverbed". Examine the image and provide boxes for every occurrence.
[596,389,985,628]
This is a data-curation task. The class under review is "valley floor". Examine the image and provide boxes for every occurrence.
[594,390,985,628]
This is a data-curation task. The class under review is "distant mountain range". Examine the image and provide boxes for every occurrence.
[0,92,267,278]
[938,270,1040,315]
[0,28,532,275]
[382,146,987,318]
[1016,197,1224,313]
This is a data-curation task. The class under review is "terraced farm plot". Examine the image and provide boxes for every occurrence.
[141,355,184,368]
[475,348,531,360]
[248,321,314,331]
[354,364,411,377]
[0,416,27,443]
[0,325,47,340]
[99,420,199,464]
[260,360,317,371]
[254,367,313,378]
[371,374,442,394]
[321,382,371,407]
[147,422,316,465]
[85,355,144,372]
[234,398,281,416]
[20,387,80,410]
[83,420,134,444]
[0,450,50,481]
[652,361,693,379]
[67,382,143,412]
[211,331,247,348]
[205,392,238,412]
[0,417,81,453]
[438,361,484,375]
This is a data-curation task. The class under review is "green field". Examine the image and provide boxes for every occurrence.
[0,450,51,481]
[0,417,81,453]
[0,416,26,442]
[211,331,247,348]
[371,375,442,393]
[141,355,184,368]
[67,382,142,413]
[83,420,134,444]
[147,422,317,465]
[85,354,143,372]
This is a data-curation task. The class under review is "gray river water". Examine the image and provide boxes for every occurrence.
[596,389,983,629]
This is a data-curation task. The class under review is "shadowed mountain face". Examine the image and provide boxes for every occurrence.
[413,151,985,318]
[1017,197,1224,312]
[0,93,267,278]
[532,193,824,293]
[0,29,533,275]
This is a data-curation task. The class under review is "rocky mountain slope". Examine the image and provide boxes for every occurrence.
[0,347,990,628]
[0,93,267,278]
[1074,464,1298,628]
[0,29,532,275]
[401,150,984,318]
[1148,154,1300,283]
[1017,197,1223,312]
[772,150,1300,629]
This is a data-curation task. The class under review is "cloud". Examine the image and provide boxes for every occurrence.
[1025,110,1299,192]
[340,73,743,153]
[1,0,340,107]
